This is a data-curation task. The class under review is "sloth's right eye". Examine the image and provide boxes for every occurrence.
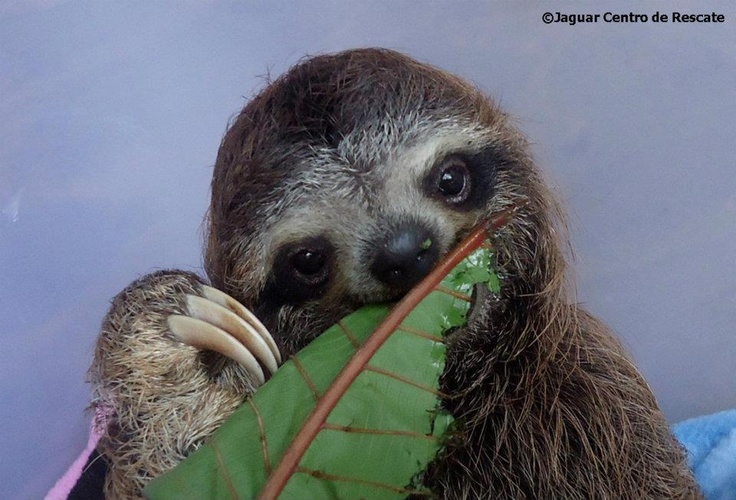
[262,236,334,307]
[290,248,327,278]
[283,237,332,288]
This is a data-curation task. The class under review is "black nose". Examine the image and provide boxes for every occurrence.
[370,222,439,291]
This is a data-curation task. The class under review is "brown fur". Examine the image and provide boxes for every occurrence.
[90,48,700,498]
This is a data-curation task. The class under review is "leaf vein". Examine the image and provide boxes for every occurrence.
[396,324,444,342]
[292,354,320,401]
[433,284,472,302]
[338,320,361,349]
[247,398,271,475]
[322,422,439,441]
[295,466,429,495]
[212,439,240,500]
[365,364,444,396]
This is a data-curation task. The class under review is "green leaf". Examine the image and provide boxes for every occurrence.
[145,231,497,499]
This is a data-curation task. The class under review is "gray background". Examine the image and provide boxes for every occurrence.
[1,2,734,498]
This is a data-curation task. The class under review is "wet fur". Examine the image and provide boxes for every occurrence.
[90,48,699,497]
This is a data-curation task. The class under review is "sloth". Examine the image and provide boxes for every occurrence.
[87,48,700,498]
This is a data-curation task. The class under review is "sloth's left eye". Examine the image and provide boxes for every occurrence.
[437,158,471,203]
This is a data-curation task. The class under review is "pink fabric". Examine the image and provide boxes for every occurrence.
[45,421,102,500]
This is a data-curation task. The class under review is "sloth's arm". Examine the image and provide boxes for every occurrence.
[425,304,700,498]
[89,270,280,498]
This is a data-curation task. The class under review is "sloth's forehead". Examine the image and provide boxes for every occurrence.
[269,121,493,208]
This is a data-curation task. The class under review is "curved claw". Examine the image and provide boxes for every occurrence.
[166,286,282,384]
[168,315,266,384]
[200,285,281,365]
[184,293,279,374]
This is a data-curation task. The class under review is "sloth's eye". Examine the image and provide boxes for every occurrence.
[284,238,332,289]
[262,236,334,307]
[290,249,326,277]
[437,158,471,203]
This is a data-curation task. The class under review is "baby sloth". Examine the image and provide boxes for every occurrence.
[89,48,700,498]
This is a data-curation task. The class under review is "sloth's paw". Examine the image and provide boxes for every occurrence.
[91,271,283,497]
[168,284,281,384]
[93,270,283,406]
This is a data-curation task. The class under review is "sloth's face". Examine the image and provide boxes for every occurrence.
[248,130,512,354]
[205,49,531,355]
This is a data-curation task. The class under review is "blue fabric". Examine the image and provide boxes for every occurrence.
[674,409,736,500]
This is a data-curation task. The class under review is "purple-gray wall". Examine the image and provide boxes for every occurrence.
[1,2,734,497]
